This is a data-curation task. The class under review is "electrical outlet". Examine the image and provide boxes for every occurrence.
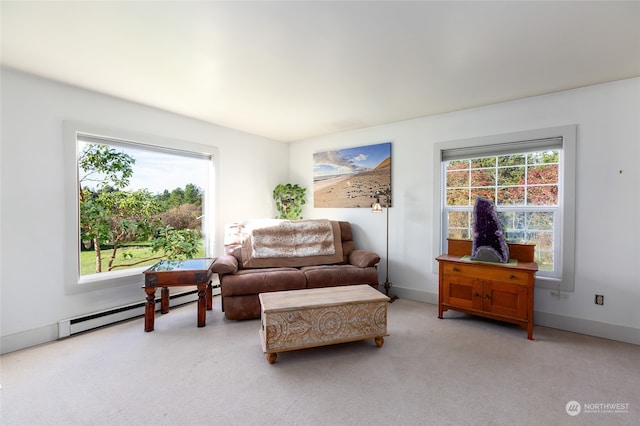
[595,294,604,305]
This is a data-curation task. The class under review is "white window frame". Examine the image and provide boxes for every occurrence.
[63,121,219,294]
[432,125,576,291]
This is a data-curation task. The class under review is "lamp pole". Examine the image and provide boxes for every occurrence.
[373,190,398,302]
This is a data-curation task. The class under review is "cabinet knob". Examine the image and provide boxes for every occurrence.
[484,294,491,300]
[474,293,481,298]
[509,275,517,280]
[452,267,460,272]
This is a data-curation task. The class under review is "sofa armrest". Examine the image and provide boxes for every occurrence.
[348,250,381,268]
[211,254,238,275]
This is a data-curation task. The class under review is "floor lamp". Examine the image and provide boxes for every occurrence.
[372,191,398,302]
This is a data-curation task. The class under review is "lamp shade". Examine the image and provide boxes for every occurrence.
[371,198,383,213]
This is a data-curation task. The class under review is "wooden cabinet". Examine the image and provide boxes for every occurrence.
[436,239,538,340]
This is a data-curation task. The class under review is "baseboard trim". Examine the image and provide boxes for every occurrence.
[1,288,220,355]
[392,287,438,304]
[392,287,639,346]
[1,324,60,355]
[534,311,639,345]
[57,289,203,338]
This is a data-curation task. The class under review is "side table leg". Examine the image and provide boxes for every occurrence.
[197,284,207,327]
[144,287,156,332]
[206,281,213,311]
[161,287,170,314]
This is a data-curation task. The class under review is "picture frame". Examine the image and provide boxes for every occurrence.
[313,142,391,208]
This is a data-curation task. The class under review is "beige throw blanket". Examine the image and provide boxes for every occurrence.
[242,219,343,268]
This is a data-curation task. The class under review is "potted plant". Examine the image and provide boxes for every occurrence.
[273,183,307,220]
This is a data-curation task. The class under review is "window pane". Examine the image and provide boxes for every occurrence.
[470,168,496,187]
[447,211,471,240]
[528,231,554,273]
[446,188,470,206]
[526,211,554,230]
[527,230,554,251]
[497,166,525,186]
[448,227,470,240]
[446,159,469,170]
[498,154,526,166]
[536,250,554,272]
[448,211,470,228]
[471,188,495,203]
[471,157,495,168]
[446,170,469,188]
[499,211,526,234]
[497,186,525,205]
[498,211,555,241]
[527,164,558,185]
[505,230,526,243]
[527,185,558,206]
[527,150,559,165]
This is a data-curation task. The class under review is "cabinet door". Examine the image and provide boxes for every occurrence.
[482,280,528,320]
[442,274,482,310]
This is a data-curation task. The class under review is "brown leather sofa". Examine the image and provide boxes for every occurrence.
[211,220,380,320]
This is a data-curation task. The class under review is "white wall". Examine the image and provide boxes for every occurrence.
[0,68,289,353]
[2,69,638,352]
[290,77,640,344]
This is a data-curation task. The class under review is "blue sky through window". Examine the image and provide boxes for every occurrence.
[79,142,207,194]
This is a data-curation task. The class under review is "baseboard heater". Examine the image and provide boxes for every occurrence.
[58,285,220,338]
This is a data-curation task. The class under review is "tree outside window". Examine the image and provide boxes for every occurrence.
[444,150,560,274]
[78,141,209,276]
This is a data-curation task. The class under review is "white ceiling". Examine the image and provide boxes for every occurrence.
[2,1,639,142]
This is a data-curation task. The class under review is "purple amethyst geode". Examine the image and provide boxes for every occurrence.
[471,197,510,263]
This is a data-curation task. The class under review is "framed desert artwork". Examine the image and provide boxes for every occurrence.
[313,142,391,208]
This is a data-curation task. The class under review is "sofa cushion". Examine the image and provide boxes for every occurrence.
[338,220,353,241]
[338,221,354,261]
[220,267,306,297]
[301,264,379,289]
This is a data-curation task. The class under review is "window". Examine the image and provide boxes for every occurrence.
[433,126,576,291]
[444,148,559,274]
[64,122,218,293]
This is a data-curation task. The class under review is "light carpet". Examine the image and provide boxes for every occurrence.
[1,297,638,426]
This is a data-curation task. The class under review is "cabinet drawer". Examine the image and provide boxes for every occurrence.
[442,262,531,285]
